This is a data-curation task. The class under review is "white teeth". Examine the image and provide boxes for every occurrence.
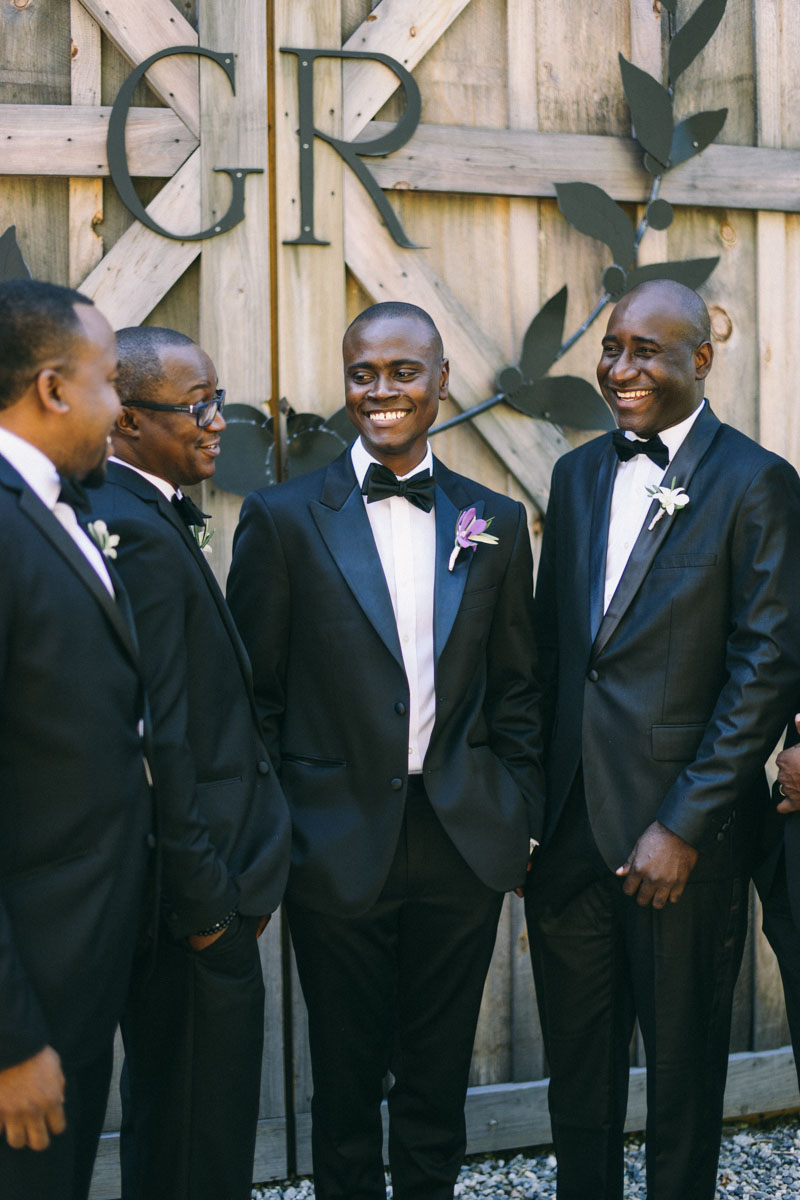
[368,411,407,423]
[615,389,653,400]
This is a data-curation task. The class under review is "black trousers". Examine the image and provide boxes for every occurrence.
[525,779,748,1200]
[287,777,505,1200]
[0,1045,113,1200]
[119,912,265,1200]
[760,848,800,1089]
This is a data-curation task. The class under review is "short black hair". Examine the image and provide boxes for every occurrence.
[115,326,195,406]
[0,280,94,410]
[344,302,444,358]
[622,279,711,346]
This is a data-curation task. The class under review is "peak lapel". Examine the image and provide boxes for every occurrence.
[310,459,404,668]
[588,441,617,642]
[592,404,721,661]
[433,484,477,663]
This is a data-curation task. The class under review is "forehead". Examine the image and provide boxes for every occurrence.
[343,314,438,365]
[72,303,116,364]
[154,342,216,392]
[604,290,693,346]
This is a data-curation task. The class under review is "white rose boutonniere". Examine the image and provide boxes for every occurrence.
[645,476,690,531]
[190,524,214,555]
[87,519,120,559]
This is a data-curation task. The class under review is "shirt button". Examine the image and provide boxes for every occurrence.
[395,702,406,715]
[402,635,409,644]
[257,760,270,775]
[390,778,403,791]
[587,669,599,682]
[408,747,413,755]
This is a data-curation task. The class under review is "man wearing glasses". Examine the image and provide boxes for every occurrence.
[89,326,291,1200]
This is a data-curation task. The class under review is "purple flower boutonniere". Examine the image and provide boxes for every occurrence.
[448,506,500,572]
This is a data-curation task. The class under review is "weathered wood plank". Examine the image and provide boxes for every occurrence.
[344,175,569,515]
[0,104,197,176]
[69,2,104,288]
[364,124,800,214]
[78,149,201,325]
[78,0,200,135]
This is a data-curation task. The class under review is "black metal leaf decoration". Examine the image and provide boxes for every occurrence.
[660,0,677,11]
[0,226,32,282]
[519,286,568,381]
[669,108,728,167]
[214,403,276,493]
[618,55,674,169]
[320,405,356,447]
[518,376,614,431]
[668,0,727,85]
[623,256,720,294]
[554,183,636,267]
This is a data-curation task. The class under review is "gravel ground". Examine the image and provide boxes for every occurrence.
[250,1115,800,1198]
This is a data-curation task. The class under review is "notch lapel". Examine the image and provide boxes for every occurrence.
[591,404,721,661]
[310,459,404,668]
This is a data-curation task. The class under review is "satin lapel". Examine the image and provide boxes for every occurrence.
[17,487,139,662]
[588,440,617,642]
[310,480,404,668]
[433,485,479,663]
[591,404,721,661]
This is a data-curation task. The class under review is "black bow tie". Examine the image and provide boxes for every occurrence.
[171,493,210,528]
[57,474,90,515]
[611,429,670,469]
[362,463,435,513]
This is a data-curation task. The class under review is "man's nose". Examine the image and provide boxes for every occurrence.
[609,352,638,383]
[208,409,226,432]
[369,374,398,399]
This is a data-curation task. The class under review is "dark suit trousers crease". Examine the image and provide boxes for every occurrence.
[287,777,504,1200]
[525,778,748,1200]
[760,849,800,1090]
[0,1045,113,1200]
[119,913,265,1200]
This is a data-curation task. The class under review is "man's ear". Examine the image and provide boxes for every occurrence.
[35,368,70,414]
[115,405,140,439]
[439,357,450,401]
[695,340,713,380]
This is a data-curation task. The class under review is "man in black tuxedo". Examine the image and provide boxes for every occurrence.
[757,715,800,1087]
[0,280,153,1199]
[526,279,800,1200]
[227,302,543,1200]
[89,326,291,1200]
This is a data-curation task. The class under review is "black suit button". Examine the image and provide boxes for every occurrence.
[146,833,157,849]
[257,760,270,775]
[395,702,407,715]
[587,669,599,682]
[390,778,403,791]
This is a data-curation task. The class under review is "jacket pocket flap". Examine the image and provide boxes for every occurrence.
[651,723,706,761]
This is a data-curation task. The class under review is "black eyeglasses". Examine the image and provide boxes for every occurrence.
[123,389,226,428]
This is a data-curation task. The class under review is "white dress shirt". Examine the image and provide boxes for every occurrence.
[604,402,704,613]
[352,438,436,773]
[0,426,114,595]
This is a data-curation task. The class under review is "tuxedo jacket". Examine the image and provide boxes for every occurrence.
[227,451,544,917]
[0,454,153,1073]
[90,462,291,939]
[536,403,800,874]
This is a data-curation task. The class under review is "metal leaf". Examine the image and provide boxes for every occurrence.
[669,108,727,167]
[321,405,356,445]
[623,257,720,294]
[519,286,568,381]
[660,0,678,11]
[668,0,727,85]
[0,226,32,282]
[213,403,275,495]
[509,376,614,431]
[555,183,636,268]
[618,54,673,169]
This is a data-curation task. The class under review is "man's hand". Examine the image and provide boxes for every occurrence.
[776,716,800,814]
[616,820,698,909]
[0,1046,66,1150]
[188,926,228,951]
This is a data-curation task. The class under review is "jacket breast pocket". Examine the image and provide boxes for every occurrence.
[651,723,706,761]
[653,553,718,569]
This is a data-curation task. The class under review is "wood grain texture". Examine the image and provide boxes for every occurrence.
[70,1,104,287]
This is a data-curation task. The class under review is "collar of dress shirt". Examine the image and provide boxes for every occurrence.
[0,425,61,509]
[109,455,176,501]
[619,399,705,463]
[350,436,434,490]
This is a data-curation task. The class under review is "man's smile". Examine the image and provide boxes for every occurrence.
[610,388,655,401]
[366,409,410,424]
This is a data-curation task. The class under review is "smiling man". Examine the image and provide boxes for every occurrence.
[227,301,543,1200]
[526,279,800,1200]
[88,326,291,1200]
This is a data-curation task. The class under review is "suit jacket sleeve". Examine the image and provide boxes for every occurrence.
[484,500,546,840]
[658,458,800,848]
[110,515,239,933]
[226,491,289,768]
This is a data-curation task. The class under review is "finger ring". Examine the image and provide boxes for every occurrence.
[779,784,787,797]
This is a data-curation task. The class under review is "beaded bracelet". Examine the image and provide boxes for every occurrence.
[193,908,238,937]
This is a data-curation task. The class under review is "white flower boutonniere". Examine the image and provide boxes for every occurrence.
[87,519,120,559]
[190,524,214,555]
[645,476,690,531]
[448,506,500,572]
